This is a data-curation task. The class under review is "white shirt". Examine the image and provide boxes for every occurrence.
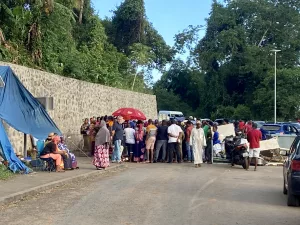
[167,124,182,143]
[124,128,136,144]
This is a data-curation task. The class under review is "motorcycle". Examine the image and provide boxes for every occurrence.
[224,135,249,170]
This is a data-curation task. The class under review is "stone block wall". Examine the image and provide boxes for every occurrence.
[0,62,157,155]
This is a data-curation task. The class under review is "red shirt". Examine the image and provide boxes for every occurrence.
[247,129,262,149]
[239,121,245,130]
[186,126,193,142]
[244,124,253,134]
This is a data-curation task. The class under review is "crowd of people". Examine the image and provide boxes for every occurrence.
[35,116,262,172]
[80,116,222,170]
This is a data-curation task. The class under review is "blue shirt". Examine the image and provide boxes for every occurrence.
[213,131,221,145]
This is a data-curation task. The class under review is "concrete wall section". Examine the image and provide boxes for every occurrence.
[0,62,157,154]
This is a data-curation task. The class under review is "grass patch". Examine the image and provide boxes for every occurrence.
[0,164,14,180]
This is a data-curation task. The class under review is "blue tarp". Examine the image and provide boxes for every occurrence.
[0,122,30,173]
[0,66,61,173]
[0,66,61,139]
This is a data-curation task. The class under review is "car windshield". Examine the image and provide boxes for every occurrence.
[171,114,184,117]
[291,123,300,129]
[256,123,264,129]
[261,125,281,131]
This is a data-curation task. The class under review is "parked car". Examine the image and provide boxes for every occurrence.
[158,110,185,122]
[253,121,265,129]
[260,124,299,140]
[282,135,300,206]
[201,118,213,126]
[288,123,300,132]
[214,118,230,125]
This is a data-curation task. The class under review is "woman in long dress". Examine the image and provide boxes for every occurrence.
[93,120,110,170]
[190,121,206,168]
[58,137,79,169]
[134,121,145,163]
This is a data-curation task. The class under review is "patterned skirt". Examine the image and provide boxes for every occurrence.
[93,144,110,168]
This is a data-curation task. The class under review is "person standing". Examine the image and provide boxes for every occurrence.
[239,120,245,133]
[93,120,110,170]
[154,120,168,163]
[177,121,185,163]
[111,116,124,163]
[134,121,145,162]
[190,121,206,168]
[203,121,212,163]
[247,123,262,171]
[88,121,96,156]
[145,119,157,163]
[185,121,194,162]
[167,119,182,163]
[244,120,253,138]
[124,123,136,162]
[80,118,89,152]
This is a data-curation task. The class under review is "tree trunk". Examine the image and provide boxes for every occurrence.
[79,0,84,24]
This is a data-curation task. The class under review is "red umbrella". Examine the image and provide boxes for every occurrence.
[112,108,146,120]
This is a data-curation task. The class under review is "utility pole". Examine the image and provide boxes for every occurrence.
[270,49,281,123]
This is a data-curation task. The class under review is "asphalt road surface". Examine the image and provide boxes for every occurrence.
[1,163,299,225]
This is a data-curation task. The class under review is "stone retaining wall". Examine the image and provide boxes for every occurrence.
[0,62,157,155]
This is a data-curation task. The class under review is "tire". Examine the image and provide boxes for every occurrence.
[283,179,288,195]
[242,158,249,170]
[287,183,300,207]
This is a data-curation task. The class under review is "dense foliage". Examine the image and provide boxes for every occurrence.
[1,0,300,121]
[154,0,300,121]
[0,0,173,92]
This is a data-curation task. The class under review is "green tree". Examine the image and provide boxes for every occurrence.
[169,0,300,120]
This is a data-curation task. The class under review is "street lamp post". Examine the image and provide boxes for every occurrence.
[270,49,281,124]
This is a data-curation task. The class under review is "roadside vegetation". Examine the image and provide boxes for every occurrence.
[0,164,14,180]
[1,0,300,120]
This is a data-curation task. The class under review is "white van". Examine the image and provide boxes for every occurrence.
[158,111,185,122]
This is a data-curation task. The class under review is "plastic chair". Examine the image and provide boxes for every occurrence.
[37,140,55,172]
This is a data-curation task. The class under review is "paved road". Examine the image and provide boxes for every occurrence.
[1,163,299,225]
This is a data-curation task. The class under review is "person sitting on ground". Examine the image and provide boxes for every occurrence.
[40,135,67,172]
[58,137,79,170]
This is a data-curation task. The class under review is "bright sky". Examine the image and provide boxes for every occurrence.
[92,0,214,81]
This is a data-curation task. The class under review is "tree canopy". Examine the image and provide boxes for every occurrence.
[0,0,173,93]
[154,0,300,121]
[1,0,300,121]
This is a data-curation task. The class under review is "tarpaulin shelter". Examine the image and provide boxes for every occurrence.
[0,66,61,173]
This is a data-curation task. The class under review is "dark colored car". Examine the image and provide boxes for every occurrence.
[282,135,300,206]
[214,118,230,126]
[260,124,298,140]
[253,121,265,129]
[288,123,300,132]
